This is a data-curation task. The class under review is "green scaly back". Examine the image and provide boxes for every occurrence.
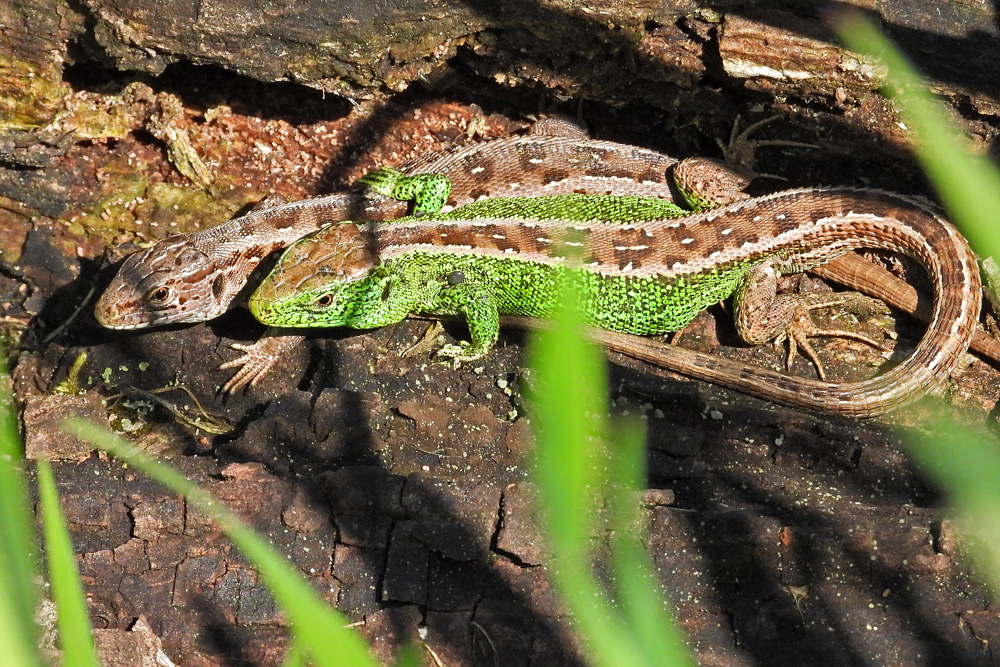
[249,186,761,361]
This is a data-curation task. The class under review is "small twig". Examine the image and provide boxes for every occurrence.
[470,621,499,667]
[112,384,233,435]
[42,279,100,346]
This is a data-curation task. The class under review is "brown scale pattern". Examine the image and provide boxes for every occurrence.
[95,133,687,330]
[267,186,978,416]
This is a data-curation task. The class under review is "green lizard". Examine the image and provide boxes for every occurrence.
[95,122,999,397]
[253,193,692,359]
[247,185,980,416]
[95,126,715,392]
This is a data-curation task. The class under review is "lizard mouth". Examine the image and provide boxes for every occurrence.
[247,293,274,323]
[93,302,152,330]
[248,289,324,328]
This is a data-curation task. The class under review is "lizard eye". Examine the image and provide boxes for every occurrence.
[315,294,333,307]
[147,287,171,303]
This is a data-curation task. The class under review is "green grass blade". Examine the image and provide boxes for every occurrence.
[63,419,378,667]
[835,8,1000,596]
[606,421,692,664]
[36,459,99,667]
[529,293,606,560]
[528,283,694,667]
[529,310,643,667]
[906,424,1000,592]
[0,592,42,667]
[0,357,43,666]
[835,12,1000,258]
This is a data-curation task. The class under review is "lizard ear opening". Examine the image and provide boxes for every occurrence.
[212,273,227,299]
[315,294,334,307]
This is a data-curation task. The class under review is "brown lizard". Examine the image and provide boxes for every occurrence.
[94,122,1000,395]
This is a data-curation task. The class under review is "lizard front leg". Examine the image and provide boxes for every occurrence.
[356,168,453,216]
[427,271,501,363]
[335,266,501,363]
[219,330,306,393]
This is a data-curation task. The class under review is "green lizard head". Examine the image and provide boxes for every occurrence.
[249,223,386,328]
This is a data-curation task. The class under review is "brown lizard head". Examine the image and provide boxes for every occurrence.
[94,236,233,328]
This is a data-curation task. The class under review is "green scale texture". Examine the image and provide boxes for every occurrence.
[251,191,764,360]
[356,168,454,216]
[427,192,685,221]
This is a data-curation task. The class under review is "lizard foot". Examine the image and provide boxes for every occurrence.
[437,341,488,368]
[720,114,816,174]
[671,114,816,211]
[402,321,447,358]
[219,331,305,394]
[776,294,891,380]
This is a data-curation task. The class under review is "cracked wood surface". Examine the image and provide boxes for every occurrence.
[5,1,1000,665]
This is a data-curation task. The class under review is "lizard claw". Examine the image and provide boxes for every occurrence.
[720,114,815,173]
[437,341,487,367]
[218,331,304,394]
[401,321,446,358]
[779,294,891,380]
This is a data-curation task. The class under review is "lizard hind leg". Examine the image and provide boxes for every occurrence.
[734,264,889,380]
[719,114,816,173]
